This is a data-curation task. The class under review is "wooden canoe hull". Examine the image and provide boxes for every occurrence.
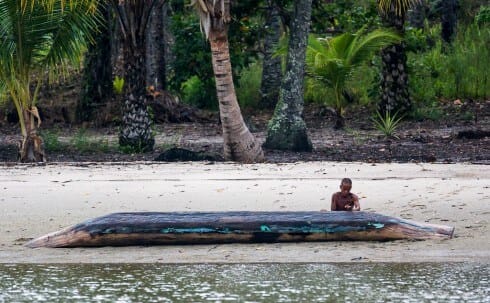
[26,211,454,248]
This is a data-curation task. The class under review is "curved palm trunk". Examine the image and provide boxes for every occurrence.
[18,107,45,162]
[378,10,411,115]
[209,31,264,163]
[260,1,283,109]
[264,0,313,152]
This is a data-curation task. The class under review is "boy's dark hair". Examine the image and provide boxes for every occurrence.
[341,178,352,185]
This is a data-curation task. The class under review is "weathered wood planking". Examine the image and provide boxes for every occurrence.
[26,211,454,248]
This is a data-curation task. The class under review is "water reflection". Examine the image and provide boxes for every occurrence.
[0,263,488,302]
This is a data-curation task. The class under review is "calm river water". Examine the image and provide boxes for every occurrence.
[0,263,488,302]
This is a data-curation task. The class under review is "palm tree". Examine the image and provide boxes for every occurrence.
[263,0,313,152]
[377,0,419,115]
[191,0,264,163]
[110,0,164,152]
[0,0,99,162]
[306,29,401,129]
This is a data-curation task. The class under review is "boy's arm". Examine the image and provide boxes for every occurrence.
[331,194,337,211]
[352,194,361,211]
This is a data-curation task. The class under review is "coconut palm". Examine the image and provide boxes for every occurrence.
[306,28,401,129]
[191,0,264,163]
[377,0,420,115]
[0,0,99,162]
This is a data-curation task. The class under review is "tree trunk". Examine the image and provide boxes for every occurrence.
[209,30,264,163]
[77,3,113,124]
[263,0,313,152]
[378,11,411,115]
[408,0,428,29]
[334,108,344,130]
[259,1,283,109]
[119,45,155,152]
[18,107,46,162]
[146,1,166,90]
[440,0,458,44]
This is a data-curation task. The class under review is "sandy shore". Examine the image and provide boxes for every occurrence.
[0,161,488,263]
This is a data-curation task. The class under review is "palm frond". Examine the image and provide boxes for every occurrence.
[190,0,230,40]
[0,0,100,108]
[348,29,401,66]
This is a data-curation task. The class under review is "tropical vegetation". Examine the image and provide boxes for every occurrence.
[0,0,99,162]
[305,28,401,129]
[0,0,488,163]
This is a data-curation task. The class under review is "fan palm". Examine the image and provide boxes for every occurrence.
[0,0,99,162]
[306,28,401,128]
[191,0,264,163]
[377,0,420,115]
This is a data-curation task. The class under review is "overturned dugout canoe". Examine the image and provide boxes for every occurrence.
[26,211,454,248]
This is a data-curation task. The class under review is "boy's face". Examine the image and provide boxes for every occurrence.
[340,183,351,194]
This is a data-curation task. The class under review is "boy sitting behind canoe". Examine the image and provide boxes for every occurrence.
[331,178,361,211]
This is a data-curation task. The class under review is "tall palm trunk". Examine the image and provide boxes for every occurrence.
[264,0,313,151]
[192,0,264,163]
[114,1,158,152]
[119,44,155,152]
[209,30,264,163]
[378,8,411,115]
[260,1,283,109]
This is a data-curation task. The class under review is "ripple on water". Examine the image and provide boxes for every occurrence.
[0,263,488,303]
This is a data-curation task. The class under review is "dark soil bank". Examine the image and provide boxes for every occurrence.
[1,102,489,164]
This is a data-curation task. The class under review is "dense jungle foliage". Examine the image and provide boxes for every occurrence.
[0,0,488,162]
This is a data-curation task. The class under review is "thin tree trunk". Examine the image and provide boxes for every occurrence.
[263,0,313,152]
[260,1,283,109]
[77,3,112,124]
[440,0,458,44]
[408,0,428,29]
[146,1,166,90]
[209,30,264,163]
[378,9,411,115]
[18,107,45,162]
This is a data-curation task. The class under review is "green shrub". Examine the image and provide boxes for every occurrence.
[70,128,111,154]
[236,61,262,110]
[180,75,212,108]
[409,23,489,106]
[476,5,490,25]
[410,105,444,121]
[40,130,63,152]
[113,76,124,95]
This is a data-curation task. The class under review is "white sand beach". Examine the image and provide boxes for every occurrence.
[0,161,488,263]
